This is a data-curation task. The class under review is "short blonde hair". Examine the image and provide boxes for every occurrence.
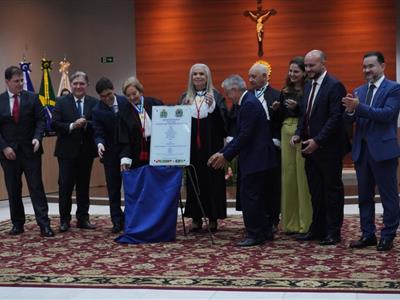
[122,76,144,95]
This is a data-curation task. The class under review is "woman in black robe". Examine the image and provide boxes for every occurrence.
[119,77,164,170]
[179,63,227,232]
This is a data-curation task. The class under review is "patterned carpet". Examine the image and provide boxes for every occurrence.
[0,214,399,292]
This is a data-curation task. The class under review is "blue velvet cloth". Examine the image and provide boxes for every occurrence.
[115,165,183,244]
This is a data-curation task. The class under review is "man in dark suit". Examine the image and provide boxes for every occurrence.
[0,66,54,237]
[248,62,281,231]
[52,71,98,232]
[93,77,127,233]
[291,50,348,245]
[208,74,277,247]
[342,51,400,251]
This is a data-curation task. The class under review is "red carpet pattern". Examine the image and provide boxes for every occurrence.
[0,215,399,292]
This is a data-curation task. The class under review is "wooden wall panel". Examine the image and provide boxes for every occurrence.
[135,0,396,103]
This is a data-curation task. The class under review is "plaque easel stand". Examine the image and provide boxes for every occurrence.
[180,164,215,245]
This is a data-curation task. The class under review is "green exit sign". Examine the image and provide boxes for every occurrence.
[100,56,114,63]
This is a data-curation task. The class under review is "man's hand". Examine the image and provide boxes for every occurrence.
[301,138,319,155]
[73,117,87,129]
[342,93,359,113]
[3,147,16,160]
[207,152,227,170]
[32,139,40,153]
[290,135,301,147]
[98,144,105,159]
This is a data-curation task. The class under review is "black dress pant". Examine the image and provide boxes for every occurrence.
[305,156,344,238]
[265,147,281,226]
[1,155,50,228]
[58,156,94,223]
[240,170,272,239]
[103,161,123,225]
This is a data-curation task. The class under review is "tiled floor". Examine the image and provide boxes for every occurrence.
[0,199,397,300]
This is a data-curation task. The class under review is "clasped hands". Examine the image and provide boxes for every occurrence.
[341,93,359,113]
[72,117,87,129]
[290,135,319,155]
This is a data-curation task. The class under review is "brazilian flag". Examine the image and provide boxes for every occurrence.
[38,58,56,136]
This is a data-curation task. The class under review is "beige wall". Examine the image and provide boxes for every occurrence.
[0,0,136,96]
[0,137,105,200]
[0,0,135,200]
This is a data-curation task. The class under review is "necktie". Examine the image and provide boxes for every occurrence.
[77,99,83,117]
[303,81,318,137]
[12,94,20,123]
[365,84,376,106]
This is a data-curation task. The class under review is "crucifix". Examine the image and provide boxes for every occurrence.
[244,0,277,58]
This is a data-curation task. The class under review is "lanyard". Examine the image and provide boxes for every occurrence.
[194,93,206,148]
[134,96,144,114]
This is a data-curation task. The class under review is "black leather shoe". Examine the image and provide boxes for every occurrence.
[77,220,96,230]
[9,225,24,236]
[295,231,318,241]
[350,236,377,249]
[111,223,123,233]
[377,238,394,251]
[319,236,341,246]
[264,231,274,241]
[59,222,70,232]
[236,237,265,247]
[40,226,55,237]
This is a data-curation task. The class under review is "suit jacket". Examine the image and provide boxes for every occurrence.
[344,78,400,162]
[296,73,349,159]
[263,85,281,140]
[0,90,45,159]
[221,91,277,176]
[51,94,98,159]
[142,96,164,118]
[118,100,143,168]
[92,95,127,164]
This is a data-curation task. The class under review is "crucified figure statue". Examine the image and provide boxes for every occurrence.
[244,4,277,58]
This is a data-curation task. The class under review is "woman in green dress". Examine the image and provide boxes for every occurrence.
[279,56,312,234]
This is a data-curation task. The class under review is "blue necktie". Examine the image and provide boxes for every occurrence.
[77,99,83,117]
[365,84,376,106]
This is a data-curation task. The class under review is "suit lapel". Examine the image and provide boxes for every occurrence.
[371,79,387,107]
[19,91,28,113]
[68,95,80,118]
[83,96,89,117]
[237,92,249,130]
[310,75,328,116]
[357,84,368,104]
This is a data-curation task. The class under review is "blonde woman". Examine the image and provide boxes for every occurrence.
[179,63,227,233]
